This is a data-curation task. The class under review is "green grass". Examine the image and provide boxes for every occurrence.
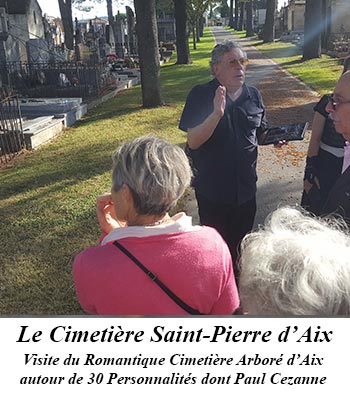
[254,40,344,94]
[0,30,215,315]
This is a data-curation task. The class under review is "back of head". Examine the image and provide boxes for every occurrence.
[112,136,191,215]
[238,207,350,316]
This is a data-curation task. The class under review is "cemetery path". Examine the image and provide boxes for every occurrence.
[184,26,322,227]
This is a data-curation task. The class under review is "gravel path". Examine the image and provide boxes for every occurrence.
[184,27,322,226]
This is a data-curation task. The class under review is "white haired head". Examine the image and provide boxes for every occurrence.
[238,206,350,316]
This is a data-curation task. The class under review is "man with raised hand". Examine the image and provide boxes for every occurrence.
[179,41,268,277]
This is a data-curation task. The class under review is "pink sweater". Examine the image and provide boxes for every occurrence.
[73,218,239,315]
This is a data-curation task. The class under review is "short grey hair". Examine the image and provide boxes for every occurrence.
[210,40,247,74]
[238,206,350,316]
[111,136,192,215]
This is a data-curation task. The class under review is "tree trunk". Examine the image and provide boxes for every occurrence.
[134,0,162,108]
[303,0,321,60]
[196,19,200,42]
[234,0,239,29]
[174,0,191,64]
[199,16,204,37]
[246,1,254,37]
[229,0,234,28]
[262,0,276,43]
[58,0,74,50]
[238,2,244,31]
[192,26,196,50]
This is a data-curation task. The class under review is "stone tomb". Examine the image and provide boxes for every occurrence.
[19,98,87,149]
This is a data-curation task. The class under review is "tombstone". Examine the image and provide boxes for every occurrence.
[126,6,137,55]
[26,39,50,63]
[115,11,125,58]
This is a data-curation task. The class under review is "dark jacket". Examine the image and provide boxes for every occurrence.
[323,166,350,221]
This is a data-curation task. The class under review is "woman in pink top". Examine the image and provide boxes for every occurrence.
[73,136,239,315]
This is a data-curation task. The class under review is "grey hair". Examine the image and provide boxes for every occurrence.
[238,206,350,316]
[210,40,247,74]
[111,136,192,215]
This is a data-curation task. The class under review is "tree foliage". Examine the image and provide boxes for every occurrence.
[73,0,93,12]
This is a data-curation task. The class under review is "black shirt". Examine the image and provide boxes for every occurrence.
[179,79,268,205]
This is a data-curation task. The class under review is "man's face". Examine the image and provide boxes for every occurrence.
[212,48,247,90]
[326,73,350,140]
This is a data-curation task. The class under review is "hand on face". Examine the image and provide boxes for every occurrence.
[96,193,125,234]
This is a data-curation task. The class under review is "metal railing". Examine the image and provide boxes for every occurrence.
[0,89,24,164]
[0,61,115,100]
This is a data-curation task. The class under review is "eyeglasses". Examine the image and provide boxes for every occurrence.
[227,58,249,67]
[327,93,350,110]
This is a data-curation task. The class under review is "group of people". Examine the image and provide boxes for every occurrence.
[73,41,350,316]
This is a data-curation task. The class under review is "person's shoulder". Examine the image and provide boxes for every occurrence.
[191,81,213,92]
[73,244,114,273]
[195,225,230,247]
[186,79,218,105]
[246,85,263,99]
[188,79,217,95]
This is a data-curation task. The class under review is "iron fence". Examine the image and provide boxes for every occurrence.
[0,89,24,164]
[0,61,115,100]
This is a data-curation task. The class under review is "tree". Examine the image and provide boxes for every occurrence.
[245,1,254,37]
[134,0,163,108]
[187,1,213,49]
[74,0,93,12]
[234,0,239,29]
[262,0,275,43]
[58,0,74,50]
[174,0,191,64]
[219,0,229,17]
[228,0,234,28]
[57,0,96,51]
[303,0,321,60]
[237,1,244,31]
